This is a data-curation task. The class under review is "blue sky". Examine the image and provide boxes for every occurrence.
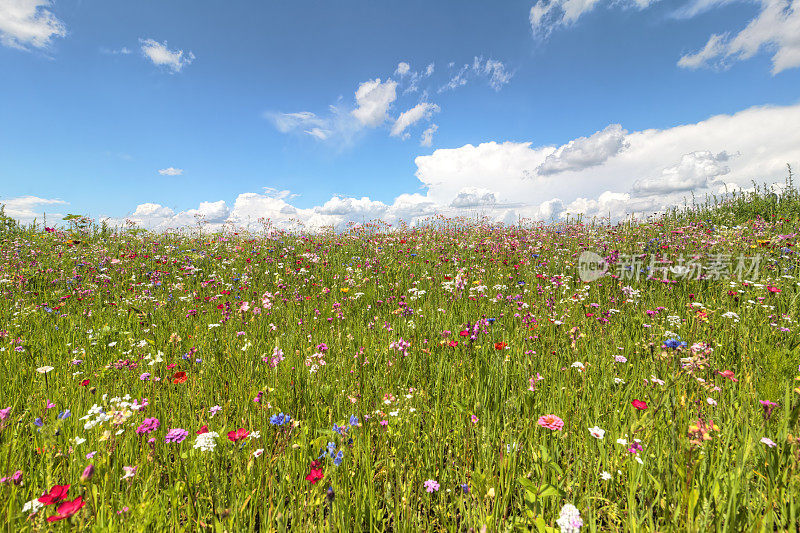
[2,0,800,228]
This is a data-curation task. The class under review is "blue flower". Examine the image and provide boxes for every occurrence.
[333,450,343,466]
[663,338,687,349]
[349,414,359,426]
[34,417,43,427]
[58,410,71,419]
[460,483,470,494]
[269,413,292,426]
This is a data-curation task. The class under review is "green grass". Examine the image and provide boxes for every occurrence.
[1,186,799,531]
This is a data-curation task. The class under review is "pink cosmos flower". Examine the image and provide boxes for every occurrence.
[537,414,564,431]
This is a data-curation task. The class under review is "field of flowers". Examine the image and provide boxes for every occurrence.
[1,193,799,531]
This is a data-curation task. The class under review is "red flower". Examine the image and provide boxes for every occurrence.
[38,484,70,505]
[459,330,469,337]
[494,342,507,350]
[79,380,90,387]
[631,399,648,410]
[47,496,86,522]
[227,428,250,442]
[196,425,209,435]
[767,286,781,293]
[172,371,187,384]
[717,370,738,382]
[448,340,458,347]
[167,363,177,369]
[305,461,324,484]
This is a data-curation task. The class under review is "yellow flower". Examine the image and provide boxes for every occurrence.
[340,288,349,293]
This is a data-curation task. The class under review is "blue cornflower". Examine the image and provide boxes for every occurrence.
[34,417,43,427]
[460,483,470,494]
[663,338,687,349]
[349,414,359,426]
[332,423,346,435]
[58,410,71,419]
[269,413,292,426]
[333,450,343,466]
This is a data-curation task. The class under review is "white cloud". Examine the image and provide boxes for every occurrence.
[439,57,513,93]
[391,102,440,138]
[420,124,438,147]
[352,78,398,127]
[679,0,800,74]
[0,195,67,223]
[85,102,800,233]
[530,0,655,37]
[677,33,729,69]
[158,167,184,176]
[139,38,195,73]
[395,62,410,76]
[450,187,499,207]
[0,0,66,50]
[537,124,628,175]
[632,151,731,195]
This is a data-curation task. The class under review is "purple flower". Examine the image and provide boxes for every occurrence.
[139,373,151,381]
[165,428,188,443]
[759,400,777,420]
[136,417,160,434]
[0,406,11,420]
[423,479,440,493]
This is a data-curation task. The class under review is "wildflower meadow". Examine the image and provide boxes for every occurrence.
[1,185,799,531]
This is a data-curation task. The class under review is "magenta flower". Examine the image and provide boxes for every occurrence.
[136,418,160,434]
[423,479,440,492]
[0,407,11,420]
[165,428,189,443]
[537,414,564,431]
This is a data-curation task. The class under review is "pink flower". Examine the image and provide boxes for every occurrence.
[0,406,10,420]
[537,414,564,431]
[631,399,648,410]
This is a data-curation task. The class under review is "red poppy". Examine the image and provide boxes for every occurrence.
[196,425,209,435]
[448,340,458,347]
[305,461,324,484]
[38,484,70,505]
[459,330,469,337]
[172,371,187,384]
[79,380,90,387]
[227,428,250,442]
[47,496,85,522]
[631,399,648,410]
[494,342,507,350]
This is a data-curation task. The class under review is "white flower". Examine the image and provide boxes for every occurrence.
[22,499,44,515]
[253,448,264,458]
[707,397,717,406]
[556,503,583,532]
[249,431,261,439]
[635,456,643,464]
[209,405,222,417]
[588,426,605,440]
[193,431,219,452]
[614,377,625,384]
[74,436,86,445]
[600,471,612,480]
[36,366,54,374]
[616,438,628,446]
[571,361,585,370]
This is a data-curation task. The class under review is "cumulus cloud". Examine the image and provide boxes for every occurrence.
[77,101,800,233]
[158,167,184,176]
[536,124,628,175]
[0,195,67,223]
[391,102,440,138]
[352,78,398,127]
[678,0,800,74]
[450,187,499,208]
[0,0,65,50]
[139,38,195,73]
[420,124,438,147]
[632,151,731,195]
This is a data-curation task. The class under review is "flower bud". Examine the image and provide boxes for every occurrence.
[81,464,95,482]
